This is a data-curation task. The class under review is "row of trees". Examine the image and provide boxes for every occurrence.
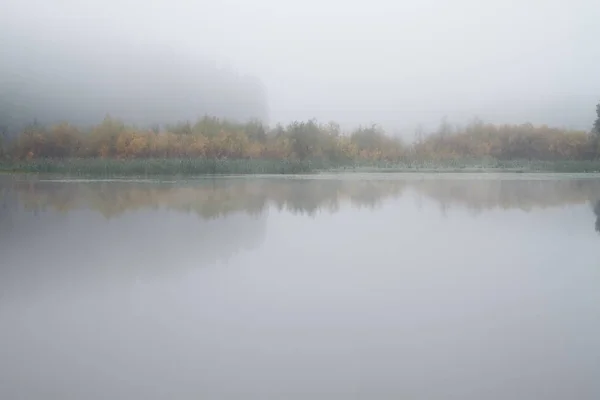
[2,102,600,162]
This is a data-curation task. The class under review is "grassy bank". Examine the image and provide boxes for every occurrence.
[0,158,321,176]
[3,158,600,177]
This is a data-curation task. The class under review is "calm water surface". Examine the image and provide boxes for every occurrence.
[1,174,599,399]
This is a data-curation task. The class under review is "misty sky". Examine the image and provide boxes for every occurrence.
[1,0,600,133]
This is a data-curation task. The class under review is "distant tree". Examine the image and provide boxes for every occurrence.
[0,126,5,158]
[244,119,267,142]
[414,124,426,144]
[437,116,453,137]
[594,101,600,135]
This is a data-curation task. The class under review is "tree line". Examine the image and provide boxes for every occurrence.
[2,102,600,162]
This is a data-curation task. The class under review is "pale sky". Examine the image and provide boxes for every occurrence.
[1,0,599,133]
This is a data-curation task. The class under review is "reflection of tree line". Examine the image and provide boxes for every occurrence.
[410,179,600,213]
[2,179,409,219]
[4,177,600,303]
[594,200,600,233]
[5,177,600,220]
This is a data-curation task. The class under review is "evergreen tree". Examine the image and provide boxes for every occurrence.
[594,101,600,135]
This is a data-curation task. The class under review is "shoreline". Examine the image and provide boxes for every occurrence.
[3,158,600,178]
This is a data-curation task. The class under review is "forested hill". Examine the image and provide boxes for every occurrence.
[0,31,268,135]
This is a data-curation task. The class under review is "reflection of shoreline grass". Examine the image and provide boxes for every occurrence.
[333,160,600,174]
[3,158,600,176]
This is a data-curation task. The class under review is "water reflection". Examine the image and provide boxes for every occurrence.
[0,179,271,303]
[2,175,600,295]
[1,174,600,399]
[3,175,600,218]
[2,174,600,300]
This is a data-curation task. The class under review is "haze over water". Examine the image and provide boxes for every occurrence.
[1,174,599,399]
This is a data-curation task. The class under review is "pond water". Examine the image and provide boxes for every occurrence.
[1,174,599,399]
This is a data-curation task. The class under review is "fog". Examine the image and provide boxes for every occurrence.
[0,30,268,134]
[1,0,600,135]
